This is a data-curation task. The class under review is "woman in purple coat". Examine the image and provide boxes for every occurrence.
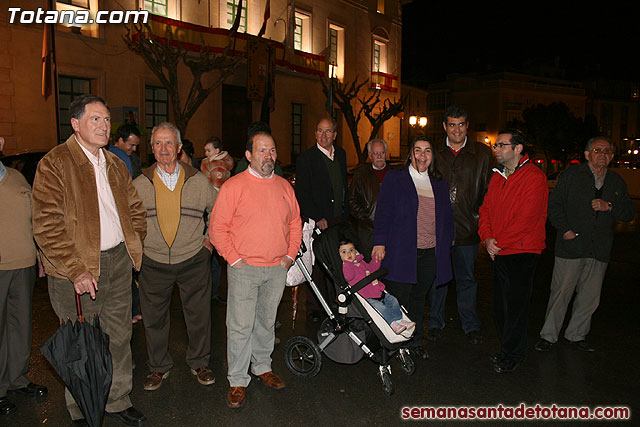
[372,137,454,359]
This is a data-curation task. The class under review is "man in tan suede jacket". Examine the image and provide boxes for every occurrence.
[32,94,147,426]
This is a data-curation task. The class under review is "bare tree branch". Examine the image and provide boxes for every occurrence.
[123,21,241,137]
[322,75,406,164]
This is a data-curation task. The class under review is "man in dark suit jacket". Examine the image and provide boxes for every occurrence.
[295,116,349,320]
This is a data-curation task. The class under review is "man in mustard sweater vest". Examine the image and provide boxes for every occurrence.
[0,137,48,415]
[210,129,302,409]
[133,122,217,392]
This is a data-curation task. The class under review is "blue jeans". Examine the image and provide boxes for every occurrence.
[367,293,403,325]
[428,244,481,333]
[226,264,286,387]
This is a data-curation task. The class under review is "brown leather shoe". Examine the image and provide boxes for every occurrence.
[143,371,169,391]
[255,371,285,389]
[226,387,245,408]
[190,367,215,386]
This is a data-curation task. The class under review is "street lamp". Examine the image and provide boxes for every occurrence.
[409,116,427,128]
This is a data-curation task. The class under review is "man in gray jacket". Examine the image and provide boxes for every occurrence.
[133,122,217,390]
[535,137,634,353]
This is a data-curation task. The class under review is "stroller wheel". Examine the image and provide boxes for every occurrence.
[284,336,322,378]
[397,348,415,376]
[377,366,395,396]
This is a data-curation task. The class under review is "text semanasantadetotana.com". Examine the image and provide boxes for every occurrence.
[401,403,630,420]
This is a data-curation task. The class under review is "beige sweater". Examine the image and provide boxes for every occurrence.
[0,167,37,270]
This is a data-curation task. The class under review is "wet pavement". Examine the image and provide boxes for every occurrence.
[4,202,639,426]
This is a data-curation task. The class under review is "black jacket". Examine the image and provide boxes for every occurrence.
[549,163,634,263]
[436,139,495,246]
[295,145,349,225]
[349,163,386,231]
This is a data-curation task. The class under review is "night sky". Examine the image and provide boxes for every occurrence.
[402,0,640,85]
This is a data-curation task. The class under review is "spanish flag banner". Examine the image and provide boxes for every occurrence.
[133,14,325,77]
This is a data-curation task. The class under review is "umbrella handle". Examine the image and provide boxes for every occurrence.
[75,293,83,322]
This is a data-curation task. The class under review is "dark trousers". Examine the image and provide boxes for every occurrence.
[305,263,336,314]
[0,266,36,396]
[385,248,436,347]
[48,243,133,418]
[492,253,539,362]
[210,249,222,299]
[131,272,140,317]
[139,247,212,372]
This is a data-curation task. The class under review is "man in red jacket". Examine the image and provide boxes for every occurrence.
[478,129,548,373]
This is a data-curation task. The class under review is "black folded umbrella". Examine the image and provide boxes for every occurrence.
[41,294,112,427]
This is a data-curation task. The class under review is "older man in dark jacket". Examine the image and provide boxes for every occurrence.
[535,137,634,353]
[431,106,495,344]
[349,138,389,255]
[296,116,349,321]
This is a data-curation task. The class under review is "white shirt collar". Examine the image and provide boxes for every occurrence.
[316,143,335,161]
[76,136,105,168]
[446,136,467,151]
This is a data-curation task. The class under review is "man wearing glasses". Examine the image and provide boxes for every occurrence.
[535,137,634,353]
[479,129,548,373]
[295,116,349,321]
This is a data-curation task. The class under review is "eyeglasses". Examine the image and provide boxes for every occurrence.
[591,148,613,154]
[316,129,335,135]
[492,143,514,149]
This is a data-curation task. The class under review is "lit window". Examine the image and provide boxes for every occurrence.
[328,24,345,80]
[372,40,387,73]
[377,0,385,14]
[144,0,168,16]
[57,0,89,8]
[294,11,311,52]
[145,86,169,133]
[329,28,338,65]
[226,0,247,32]
[58,75,91,143]
[55,0,98,37]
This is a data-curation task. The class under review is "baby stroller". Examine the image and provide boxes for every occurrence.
[283,223,415,395]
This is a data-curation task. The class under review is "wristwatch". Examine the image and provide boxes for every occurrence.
[607,201,612,211]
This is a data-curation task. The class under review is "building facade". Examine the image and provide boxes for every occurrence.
[422,72,587,150]
[1,0,404,168]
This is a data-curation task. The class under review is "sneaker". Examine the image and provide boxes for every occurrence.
[494,358,520,373]
[490,352,504,364]
[390,321,407,334]
[534,338,554,352]
[566,339,595,352]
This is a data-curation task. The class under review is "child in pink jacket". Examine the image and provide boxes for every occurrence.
[340,239,414,334]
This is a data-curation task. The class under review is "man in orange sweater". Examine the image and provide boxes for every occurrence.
[209,129,302,409]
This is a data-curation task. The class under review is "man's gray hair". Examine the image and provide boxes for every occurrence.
[367,138,388,154]
[585,136,612,152]
[150,122,182,145]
